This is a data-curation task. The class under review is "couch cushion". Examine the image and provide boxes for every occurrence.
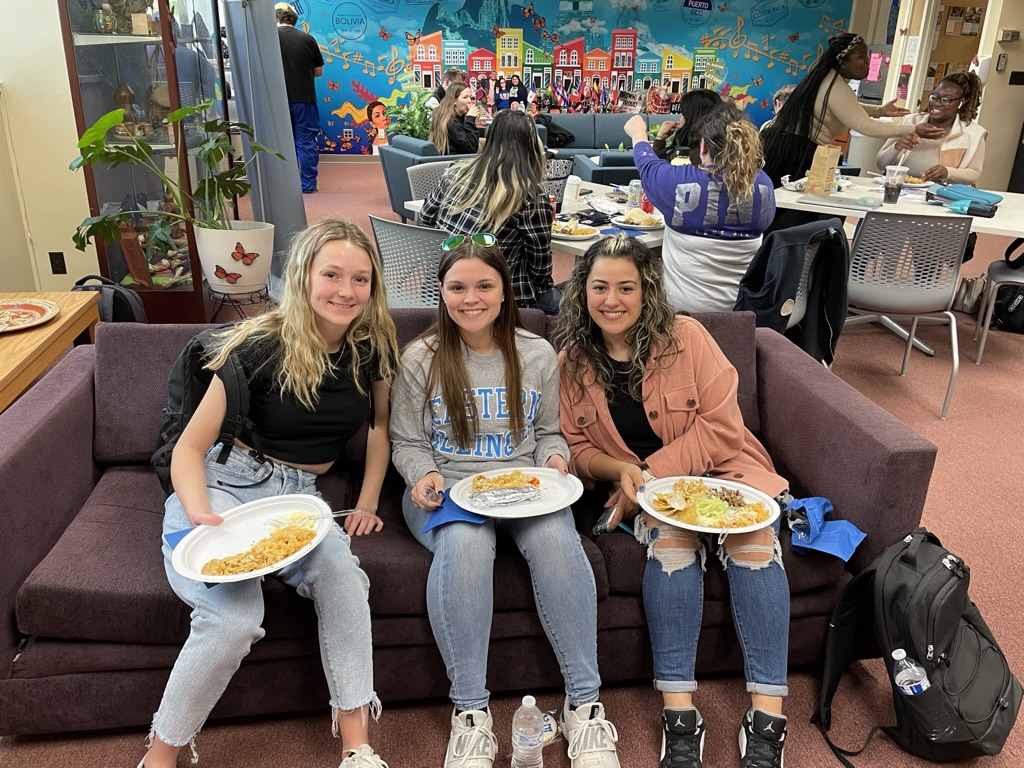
[551,114,595,149]
[94,323,217,464]
[599,150,637,167]
[389,134,439,157]
[594,114,648,150]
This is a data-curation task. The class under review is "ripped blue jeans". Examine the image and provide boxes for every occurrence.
[152,445,379,750]
[637,513,789,697]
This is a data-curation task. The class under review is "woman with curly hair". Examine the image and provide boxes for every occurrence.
[429,83,483,155]
[876,72,986,184]
[760,32,945,187]
[419,109,559,313]
[138,219,398,768]
[555,235,792,768]
[623,105,775,313]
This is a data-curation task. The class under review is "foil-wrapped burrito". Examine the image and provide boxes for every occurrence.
[469,486,542,508]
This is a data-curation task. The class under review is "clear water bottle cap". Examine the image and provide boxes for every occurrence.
[522,695,536,707]
[891,648,906,661]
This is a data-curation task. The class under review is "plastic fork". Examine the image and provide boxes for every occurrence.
[268,509,359,528]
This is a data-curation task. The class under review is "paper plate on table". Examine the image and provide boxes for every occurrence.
[611,214,664,230]
[873,177,933,189]
[449,468,584,518]
[171,494,333,583]
[551,228,600,241]
[638,476,780,535]
[0,298,60,333]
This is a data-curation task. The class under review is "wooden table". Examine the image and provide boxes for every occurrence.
[404,181,666,258]
[0,291,100,412]
[774,178,1024,237]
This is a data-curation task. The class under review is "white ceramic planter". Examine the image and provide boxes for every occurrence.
[194,220,275,295]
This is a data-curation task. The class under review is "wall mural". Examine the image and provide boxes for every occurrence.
[291,0,854,155]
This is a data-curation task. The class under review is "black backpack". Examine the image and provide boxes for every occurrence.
[150,328,261,495]
[991,238,1024,334]
[71,274,147,345]
[814,528,1021,765]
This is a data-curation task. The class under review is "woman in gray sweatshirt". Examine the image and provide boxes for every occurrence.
[390,237,622,768]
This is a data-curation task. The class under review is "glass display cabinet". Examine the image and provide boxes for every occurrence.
[58,0,227,322]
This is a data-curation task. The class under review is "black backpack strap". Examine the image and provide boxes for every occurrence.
[1005,238,1024,269]
[213,349,254,465]
[74,274,117,287]
[811,715,889,768]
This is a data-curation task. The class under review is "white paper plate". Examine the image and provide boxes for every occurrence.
[638,476,781,534]
[873,177,933,189]
[611,214,665,230]
[449,467,584,518]
[171,494,333,583]
[551,228,600,241]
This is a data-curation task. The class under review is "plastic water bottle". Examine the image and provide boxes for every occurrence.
[510,695,544,768]
[892,648,930,695]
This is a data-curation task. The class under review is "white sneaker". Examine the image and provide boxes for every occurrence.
[339,744,389,768]
[563,699,621,768]
[445,709,497,768]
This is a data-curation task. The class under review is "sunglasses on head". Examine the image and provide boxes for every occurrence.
[442,233,497,251]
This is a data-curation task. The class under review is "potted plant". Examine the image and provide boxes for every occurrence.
[71,99,284,294]
[385,86,435,141]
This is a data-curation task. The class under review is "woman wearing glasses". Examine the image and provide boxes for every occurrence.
[390,235,621,768]
[876,72,986,184]
[418,109,560,314]
[430,83,484,155]
[760,33,945,188]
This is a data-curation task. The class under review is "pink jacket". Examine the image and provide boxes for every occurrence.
[559,316,788,498]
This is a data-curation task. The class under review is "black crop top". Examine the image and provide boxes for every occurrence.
[224,339,379,465]
[607,360,662,462]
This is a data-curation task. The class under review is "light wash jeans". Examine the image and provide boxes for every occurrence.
[637,515,790,698]
[402,489,601,711]
[152,445,377,748]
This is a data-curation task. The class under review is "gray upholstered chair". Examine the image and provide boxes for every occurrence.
[844,211,972,419]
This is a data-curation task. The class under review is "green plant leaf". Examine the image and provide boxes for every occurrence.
[165,99,215,124]
[77,109,125,148]
[72,213,128,251]
[251,142,286,160]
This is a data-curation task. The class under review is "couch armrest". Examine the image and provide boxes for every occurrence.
[0,347,100,678]
[754,329,936,572]
[572,153,602,183]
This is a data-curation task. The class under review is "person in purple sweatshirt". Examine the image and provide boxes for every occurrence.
[624,106,776,313]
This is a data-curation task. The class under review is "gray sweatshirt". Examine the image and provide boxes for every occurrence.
[390,330,570,486]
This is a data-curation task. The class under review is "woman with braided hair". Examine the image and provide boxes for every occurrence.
[761,32,945,188]
[876,72,987,184]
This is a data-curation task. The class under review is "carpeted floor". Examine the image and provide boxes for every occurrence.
[2,162,1022,767]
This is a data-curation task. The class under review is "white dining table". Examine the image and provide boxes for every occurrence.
[774,177,1024,237]
[403,181,666,258]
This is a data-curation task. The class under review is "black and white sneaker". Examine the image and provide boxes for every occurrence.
[738,709,786,768]
[660,707,705,768]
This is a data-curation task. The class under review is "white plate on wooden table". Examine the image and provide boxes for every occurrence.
[171,494,333,582]
[449,467,584,518]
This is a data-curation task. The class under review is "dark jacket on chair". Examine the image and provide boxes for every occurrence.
[735,217,850,365]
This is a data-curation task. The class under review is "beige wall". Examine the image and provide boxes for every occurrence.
[976,0,1024,191]
[0,2,98,292]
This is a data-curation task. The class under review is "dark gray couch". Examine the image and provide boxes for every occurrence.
[0,309,937,736]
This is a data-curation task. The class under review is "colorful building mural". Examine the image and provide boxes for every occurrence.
[308,0,854,155]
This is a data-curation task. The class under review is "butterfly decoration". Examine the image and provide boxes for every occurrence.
[379,25,391,41]
[492,25,502,37]
[550,33,559,44]
[340,137,355,151]
[231,242,259,266]
[718,3,728,11]
[789,31,799,42]
[541,30,550,40]
[323,137,338,151]
[214,265,241,284]
[327,80,339,91]
[899,27,908,36]
[405,29,420,46]
[760,98,771,108]
[539,15,546,27]
[323,96,331,103]
[751,75,763,86]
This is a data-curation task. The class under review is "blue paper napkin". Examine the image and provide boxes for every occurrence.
[786,497,866,562]
[600,226,646,237]
[163,527,194,550]
[421,495,487,534]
